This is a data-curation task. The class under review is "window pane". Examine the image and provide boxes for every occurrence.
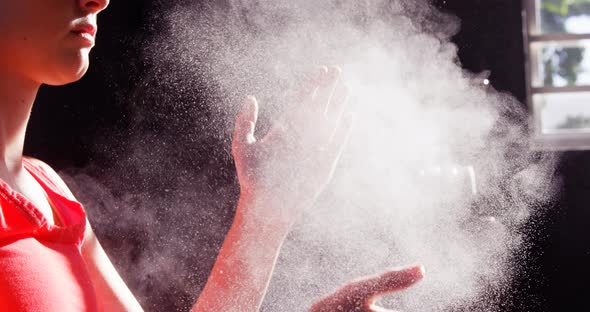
[531,40,590,87]
[538,0,590,34]
[534,92,590,133]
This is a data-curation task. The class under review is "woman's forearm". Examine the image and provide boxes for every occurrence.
[192,195,290,312]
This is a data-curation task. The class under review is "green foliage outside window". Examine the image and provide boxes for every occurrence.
[540,1,590,86]
[541,0,590,33]
[543,47,585,86]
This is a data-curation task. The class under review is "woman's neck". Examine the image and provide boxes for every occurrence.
[0,71,40,177]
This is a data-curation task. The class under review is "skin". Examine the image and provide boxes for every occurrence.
[309,266,425,312]
[0,0,104,226]
[0,1,424,311]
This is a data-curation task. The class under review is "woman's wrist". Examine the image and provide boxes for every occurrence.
[235,192,294,235]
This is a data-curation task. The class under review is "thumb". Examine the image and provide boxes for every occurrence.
[232,96,259,152]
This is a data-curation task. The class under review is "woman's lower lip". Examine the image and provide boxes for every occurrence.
[70,31,95,47]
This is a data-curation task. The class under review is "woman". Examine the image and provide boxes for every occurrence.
[0,0,424,311]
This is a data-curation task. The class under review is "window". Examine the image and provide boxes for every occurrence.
[524,0,590,149]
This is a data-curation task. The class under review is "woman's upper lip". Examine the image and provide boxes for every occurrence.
[71,23,97,37]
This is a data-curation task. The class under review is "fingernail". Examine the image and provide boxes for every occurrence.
[407,265,426,279]
[244,96,257,109]
[246,95,257,104]
[417,265,426,277]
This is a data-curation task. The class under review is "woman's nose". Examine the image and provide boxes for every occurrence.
[79,0,110,14]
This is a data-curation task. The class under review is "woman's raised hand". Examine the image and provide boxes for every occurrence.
[231,66,352,225]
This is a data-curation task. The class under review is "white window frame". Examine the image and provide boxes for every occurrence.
[523,0,590,150]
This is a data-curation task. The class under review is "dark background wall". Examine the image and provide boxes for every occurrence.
[24,0,590,311]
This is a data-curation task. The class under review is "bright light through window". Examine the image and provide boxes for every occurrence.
[524,0,590,149]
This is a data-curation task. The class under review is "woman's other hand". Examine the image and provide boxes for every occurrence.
[309,265,425,312]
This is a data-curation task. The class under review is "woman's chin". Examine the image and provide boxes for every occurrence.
[43,59,90,86]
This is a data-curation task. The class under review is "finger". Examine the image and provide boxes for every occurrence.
[295,66,328,114]
[313,65,342,113]
[326,82,349,122]
[277,66,327,130]
[242,95,259,126]
[354,265,425,299]
[232,96,259,153]
[304,66,329,103]
[325,113,353,162]
[288,66,327,110]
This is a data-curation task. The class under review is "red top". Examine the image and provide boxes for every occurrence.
[0,158,98,311]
